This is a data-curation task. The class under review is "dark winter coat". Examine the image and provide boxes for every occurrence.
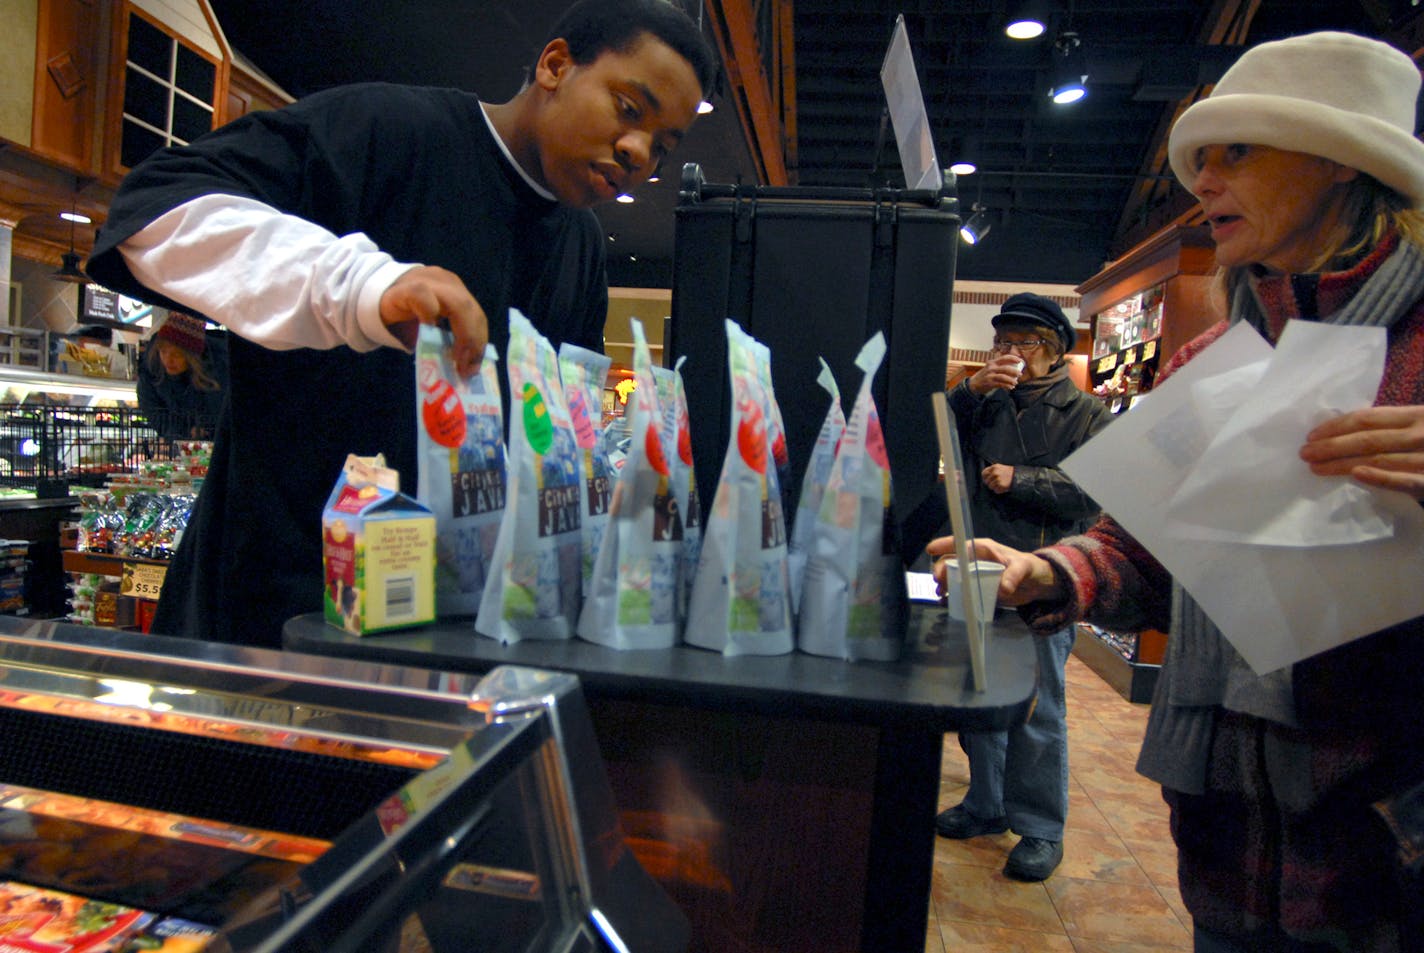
[946,365,1111,552]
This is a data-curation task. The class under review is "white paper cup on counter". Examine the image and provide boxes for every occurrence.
[945,559,1005,621]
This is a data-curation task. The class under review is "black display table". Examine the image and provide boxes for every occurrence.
[285,607,1038,953]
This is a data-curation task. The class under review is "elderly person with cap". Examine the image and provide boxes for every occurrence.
[933,31,1424,951]
[931,291,1111,882]
[137,311,227,440]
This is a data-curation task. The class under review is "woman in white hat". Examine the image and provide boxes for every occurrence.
[929,31,1424,952]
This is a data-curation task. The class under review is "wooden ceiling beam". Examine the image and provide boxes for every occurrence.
[705,0,790,186]
[1111,0,1261,257]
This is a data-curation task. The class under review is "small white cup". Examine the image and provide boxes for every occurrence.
[945,559,1005,621]
[1007,356,1025,379]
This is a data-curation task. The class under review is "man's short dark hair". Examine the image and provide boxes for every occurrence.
[534,0,719,98]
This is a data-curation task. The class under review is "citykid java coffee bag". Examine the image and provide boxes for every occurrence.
[577,319,683,648]
[415,324,505,618]
[669,358,702,624]
[788,358,845,615]
[755,336,794,520]
[797,332,908,661]
[558,342,614,598]
[475,311,582,642]
[685,321,793,656]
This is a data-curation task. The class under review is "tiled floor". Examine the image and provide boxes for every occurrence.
[925,652,1194,953]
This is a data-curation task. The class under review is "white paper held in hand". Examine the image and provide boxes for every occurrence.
[1060,321,1424,674]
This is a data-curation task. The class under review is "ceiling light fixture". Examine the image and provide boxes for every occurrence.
[616,193,635,204]
[1004,1,1049,40]
[51,198,90,284]
[1048,32,1087,105]
[697,99,714,114]
[949,133,979,177]
[960,203,991,245]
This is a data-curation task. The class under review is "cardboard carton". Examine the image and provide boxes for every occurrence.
[322,455,435,634]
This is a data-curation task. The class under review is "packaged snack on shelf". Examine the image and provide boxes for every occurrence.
[321,454,436,635]
[685,321,793,656]
[577,319,682,649]
[0,880,156,952]
[787,358,845,616]
[475,311,582,642]
[668,358,702,624]
[558,342,614,599]
[797,332,908,661]
[414,325,506,619]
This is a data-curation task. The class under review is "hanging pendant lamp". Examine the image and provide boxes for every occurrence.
[51,202,90,284]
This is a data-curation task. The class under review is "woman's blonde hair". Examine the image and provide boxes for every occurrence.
[147,337,220,391]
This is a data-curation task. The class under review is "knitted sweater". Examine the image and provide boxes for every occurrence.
[1026,236,1424,948]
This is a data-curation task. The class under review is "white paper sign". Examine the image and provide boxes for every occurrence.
[880,15,941,192]
[1062,321,1424,674]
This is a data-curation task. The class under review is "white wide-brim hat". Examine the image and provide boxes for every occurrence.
[1168,31,1424,206]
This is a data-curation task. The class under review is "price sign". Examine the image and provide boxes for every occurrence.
[121,562,167,601]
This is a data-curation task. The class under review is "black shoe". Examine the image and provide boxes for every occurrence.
[935,804,1009,839]
[1004,836,1063,881]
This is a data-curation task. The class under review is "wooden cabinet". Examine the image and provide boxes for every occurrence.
[1077,223,1217,414]
[1068,222,1219,700]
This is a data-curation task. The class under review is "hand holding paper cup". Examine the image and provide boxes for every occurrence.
[975,355,1024,394]
[945,558,1005,621]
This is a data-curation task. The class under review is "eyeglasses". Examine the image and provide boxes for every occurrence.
[990,337,1052,353]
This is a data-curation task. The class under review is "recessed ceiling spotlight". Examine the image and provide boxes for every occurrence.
[616,193,635,204]
[1005,1,1050,40]
[697,100,714,114]
[949,161,977,176]
[1005,18,1045,40]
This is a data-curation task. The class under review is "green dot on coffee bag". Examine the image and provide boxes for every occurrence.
[522,382,554,454]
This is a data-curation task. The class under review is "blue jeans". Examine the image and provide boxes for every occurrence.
[959,625,1075,841]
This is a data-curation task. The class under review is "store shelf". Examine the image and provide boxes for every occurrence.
[1072,623,1160,704]
[61,549,170,630]
[61,549,168,576]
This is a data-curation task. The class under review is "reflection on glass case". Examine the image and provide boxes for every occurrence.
[0,619,687,952]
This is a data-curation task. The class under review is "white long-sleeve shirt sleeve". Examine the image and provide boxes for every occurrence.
[118,193,418,352]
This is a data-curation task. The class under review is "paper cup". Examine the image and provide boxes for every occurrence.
[945,559,1005,622]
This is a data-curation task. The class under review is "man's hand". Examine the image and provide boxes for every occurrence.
[982,463,1015,494]
[379,266,488,376]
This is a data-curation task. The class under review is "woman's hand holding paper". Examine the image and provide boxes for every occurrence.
[1301,404,1424,500]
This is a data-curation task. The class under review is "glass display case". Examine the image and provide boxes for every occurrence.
[0,617,687,952]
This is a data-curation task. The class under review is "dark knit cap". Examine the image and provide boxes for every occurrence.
[156,312,207,355]
[991,292,1076,351]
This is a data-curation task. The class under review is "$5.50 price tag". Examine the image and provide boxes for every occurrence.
[121,562,167,600]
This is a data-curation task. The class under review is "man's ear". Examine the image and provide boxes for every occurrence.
[534,38,573,91]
